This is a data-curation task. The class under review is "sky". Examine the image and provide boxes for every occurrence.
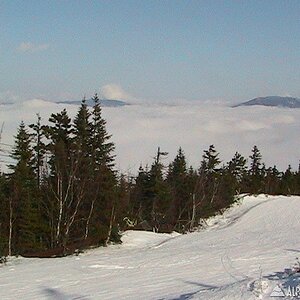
[1,0,300,103]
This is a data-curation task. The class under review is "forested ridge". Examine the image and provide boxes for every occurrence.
[0,94,299,257]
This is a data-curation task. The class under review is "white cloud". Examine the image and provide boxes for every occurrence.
[100,84,130,100]
[0,100,299,173]
[17,42,49,53]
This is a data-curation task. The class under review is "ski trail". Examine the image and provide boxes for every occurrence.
[214,196,281,230]
[151,196,281,249]
[150,235,182,249]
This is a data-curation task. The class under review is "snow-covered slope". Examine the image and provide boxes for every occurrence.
[1,195,300,300]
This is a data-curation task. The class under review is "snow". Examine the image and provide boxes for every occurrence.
[1,195,300,299]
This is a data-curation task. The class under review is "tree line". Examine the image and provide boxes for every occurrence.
[0,94,299,257]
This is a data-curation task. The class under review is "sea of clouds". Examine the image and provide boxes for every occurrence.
[0,99,299,174]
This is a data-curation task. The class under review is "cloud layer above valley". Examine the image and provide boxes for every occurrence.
[0,100,299,173]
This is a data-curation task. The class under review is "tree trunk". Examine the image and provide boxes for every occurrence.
[8,197,13,256]
[190,193,196,231]
[84,199,95,239]
[104,205,115,246]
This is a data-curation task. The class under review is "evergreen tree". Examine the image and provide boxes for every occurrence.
[167,147,190,231]
[43,109,74,248]
[29,114,46,189]
[129,148,171,232]
[87,94,118,244]
[247,145,264,194]
[73,97,91,158]
[130,165,152,223]
[115,173,132,231]
[200,144,221,175]
[147,148,171,232]
[72,98,93,241]
[280,165,296,195]
[264,165,281,195]
[168,147,187,181]
[227,152,247,185]
[221,152,247,202]
[9,122,40,254]
[91,93,115,169]
[197,145,222,213]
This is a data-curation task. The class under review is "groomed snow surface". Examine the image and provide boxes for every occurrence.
[1,195,300,300]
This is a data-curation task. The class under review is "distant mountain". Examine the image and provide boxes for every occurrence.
[57,98,129,107]
[233,96,300,108]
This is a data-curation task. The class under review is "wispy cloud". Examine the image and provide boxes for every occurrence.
[17,42,50,53]
[100,84,130,100]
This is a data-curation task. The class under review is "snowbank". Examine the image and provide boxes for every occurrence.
[1,195,300,299]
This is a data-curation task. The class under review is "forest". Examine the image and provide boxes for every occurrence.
[0,94,299,257]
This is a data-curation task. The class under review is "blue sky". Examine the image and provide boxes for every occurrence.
[1,0,300,103]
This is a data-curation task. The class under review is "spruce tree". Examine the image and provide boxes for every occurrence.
[130,165,152,223]
[91,93,115,169]
[167,147,190,231]
[226,152,247,194]
[9,122,40,254]
[72,98,93,240]
[73,97,91,158]
[29,114,46,189]
[280,165,296,195]
[247,145,264,194]
[148,148,171,232]
[87,94,118,244]
[200,144,221,175]
[264,166,281,195]
[43,109,74,248]
[197,145,222,215]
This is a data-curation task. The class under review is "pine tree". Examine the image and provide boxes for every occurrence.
[147,147,171,232]
[91,93,115,169]
[73,97,91,158]
[200,144,221,175]
[168,147,187,180]
[225,152,247,195]
[9,122,40,254]
[86,94,118,244]
[228,152,247,183]
[264,165,281,195]
[29,114,46,189]
[72,98,93,241]
[280,165,296,195]
[167,147,190,231]
[43,109,74,249]
[115,173,131,232]
[247,145,264,194]
[249,146,262,175]
[197,145,222,214]
[129,148,171,232]
[130,165,152,223]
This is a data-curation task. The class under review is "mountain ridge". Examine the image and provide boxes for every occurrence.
[57,98,129,107]
[233,96,300,108]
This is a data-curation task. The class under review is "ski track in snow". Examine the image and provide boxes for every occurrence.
[1,195,300,300]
